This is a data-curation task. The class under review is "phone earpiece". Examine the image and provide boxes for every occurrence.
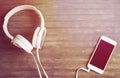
[12,35,33,53]
[32,27,46,49]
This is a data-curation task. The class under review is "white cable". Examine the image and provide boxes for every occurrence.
[36,48,49,78]
[76,67,90,78]
[31,52,43,78]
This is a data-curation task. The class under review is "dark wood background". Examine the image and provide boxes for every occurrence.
[0,0,120,78]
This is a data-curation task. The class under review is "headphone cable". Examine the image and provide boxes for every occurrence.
[36,48,49,78]
[32,48,90,78]
[31,52,43,78]
[76,67,90,78]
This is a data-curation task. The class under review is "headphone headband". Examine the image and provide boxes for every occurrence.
[3,5,45,40]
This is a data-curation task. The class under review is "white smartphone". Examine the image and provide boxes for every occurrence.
[87,36,117,74]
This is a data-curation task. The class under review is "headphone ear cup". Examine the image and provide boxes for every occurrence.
[32,27,41,48]
[38,27,46,49]
[32,27,46,49]
[12,35,33,53]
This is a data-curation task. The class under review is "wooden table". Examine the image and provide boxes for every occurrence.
[0,0,120,78]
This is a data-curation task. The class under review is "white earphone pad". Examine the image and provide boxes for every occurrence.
[37,28,46,49]
[13,35,33,53]
[32,27,41,48]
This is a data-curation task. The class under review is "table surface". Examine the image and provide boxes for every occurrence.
[0,0,120,78]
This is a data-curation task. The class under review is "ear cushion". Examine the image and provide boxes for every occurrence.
[12,35,33,53]
[32,27,46,49]
[37,27,46,49]
[32,27,41,48]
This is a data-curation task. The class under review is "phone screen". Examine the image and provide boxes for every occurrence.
[90,39,114,70]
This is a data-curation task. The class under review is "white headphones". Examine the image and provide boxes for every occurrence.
[3,5,46,53]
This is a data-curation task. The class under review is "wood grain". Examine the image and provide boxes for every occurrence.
[0,0,120,78]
